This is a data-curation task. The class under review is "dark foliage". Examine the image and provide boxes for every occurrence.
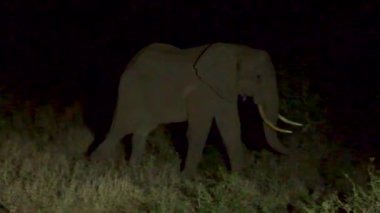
[1,1,378,162]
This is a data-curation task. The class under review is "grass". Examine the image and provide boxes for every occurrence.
[0,98,379,212]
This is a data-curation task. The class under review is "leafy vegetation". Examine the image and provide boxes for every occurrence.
[0,66,379,212]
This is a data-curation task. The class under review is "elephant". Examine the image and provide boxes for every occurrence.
[89,42,302,176]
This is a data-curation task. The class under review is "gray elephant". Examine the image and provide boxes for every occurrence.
[90,42,302,176]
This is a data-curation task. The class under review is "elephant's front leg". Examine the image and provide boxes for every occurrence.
[215,102,245,172]
[183,93,214,177]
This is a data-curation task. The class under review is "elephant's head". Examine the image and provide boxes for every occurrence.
[194,43,302,154]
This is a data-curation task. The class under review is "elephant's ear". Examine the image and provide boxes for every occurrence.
[194,43,238,101]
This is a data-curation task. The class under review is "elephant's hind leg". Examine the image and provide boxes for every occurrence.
[129,128,154,167]
[91,128,127,162]
[129,133,147,166]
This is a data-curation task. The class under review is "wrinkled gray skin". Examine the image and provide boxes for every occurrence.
[91,43,292,176]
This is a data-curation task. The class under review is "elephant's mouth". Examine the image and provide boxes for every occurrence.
[257,105,303,133]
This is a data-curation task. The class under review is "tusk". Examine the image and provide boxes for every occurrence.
[278,114,303,126]
[258,105,293,134]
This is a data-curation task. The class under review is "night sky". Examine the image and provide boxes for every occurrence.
[1,1,379,159]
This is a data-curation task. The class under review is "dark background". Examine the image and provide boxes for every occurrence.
[1,1,379,159]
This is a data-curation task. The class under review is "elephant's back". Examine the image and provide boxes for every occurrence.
[115,43,209,124]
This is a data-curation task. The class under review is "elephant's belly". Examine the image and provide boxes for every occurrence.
[147,96,188,124]
[123,72,193,127]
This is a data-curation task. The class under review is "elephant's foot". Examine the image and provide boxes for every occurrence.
[128,156,142,168]
[181,166,199,179]
[229,150,249,173]
[90,142,122,163]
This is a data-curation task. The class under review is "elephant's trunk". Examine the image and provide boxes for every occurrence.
[258,104,291,154]
[263,124,290,154]
[248,56,303,154]
[257,102,303,154]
